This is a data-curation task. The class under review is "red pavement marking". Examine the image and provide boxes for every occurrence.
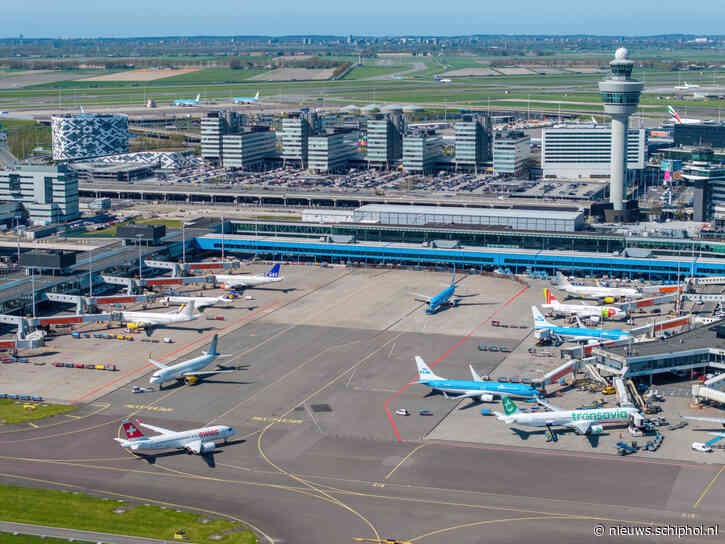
[70,301,278,404]
[383,285,528,441]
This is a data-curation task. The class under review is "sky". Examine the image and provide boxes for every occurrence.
[3,1,725,38]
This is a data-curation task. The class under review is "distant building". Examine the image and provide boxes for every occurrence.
[403,131,443,174]
[222,127,276,169]
[454,114,491,173]
[308,128,357,173]
[684,148,725,224]
[493,131,530,176]
[674,123,725,149]
[542,126,647,178]
[367,113,406,169]
[281,110,321,169]
[0,165,79,225]
[51,113,128,162]
[201,110,245,164]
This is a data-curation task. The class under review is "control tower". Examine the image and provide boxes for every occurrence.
[598,48,643,211]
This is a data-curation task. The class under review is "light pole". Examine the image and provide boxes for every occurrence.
[89,247,94,297]
[136,234,143,279]
[31,266,35,318]
[221,215,225,261]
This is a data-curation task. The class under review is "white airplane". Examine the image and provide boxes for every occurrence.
[554,273,640,302]
[115,419,235,461]
[675,81,700,91]
[668,105,703,125]
[148,334,239,387]
[233,91,260,104]
[681,415,725,451]
[439,78,452,84]
[164,294,234,309]
[121,303,200,336]
[495,396,641,439]
[215,263,284,291]
[542,289,626,322]
[173,94,201,107]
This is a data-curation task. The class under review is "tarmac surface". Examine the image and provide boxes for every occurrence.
[0,266,724,543]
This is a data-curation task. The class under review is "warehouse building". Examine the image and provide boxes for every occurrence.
[0,165,79,225]
[403,130,443,174]
[493,131,530,175]
[222,126,276,169]
[351,204,584,232]
[51,112,128,162]
[542,125,647,178]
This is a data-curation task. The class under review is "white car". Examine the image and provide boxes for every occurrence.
[132,386,153,394]
[395,409,410,416]
[692,442,713,453]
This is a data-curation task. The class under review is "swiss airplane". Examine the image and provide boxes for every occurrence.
[121,302,200,336]
[215,263,284,291]
[115,419,235,463]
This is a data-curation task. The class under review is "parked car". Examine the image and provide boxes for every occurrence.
[692,442,712,453]
[395,409,410,416]
[419,410,433,416]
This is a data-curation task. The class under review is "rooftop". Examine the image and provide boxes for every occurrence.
[355,203,583,221]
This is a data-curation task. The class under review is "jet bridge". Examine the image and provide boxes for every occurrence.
[101,275,216,294]
[145,260,239,278]
[45,293,157,314]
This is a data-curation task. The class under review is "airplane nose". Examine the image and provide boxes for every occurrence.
[228,427,236,435]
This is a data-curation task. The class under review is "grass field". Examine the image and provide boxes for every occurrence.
[0,119,51,160]
[0,533,92,544]
[87,218,182,237]
[342,64,410,80]
[0,484,255,544]
[0,399,76,424]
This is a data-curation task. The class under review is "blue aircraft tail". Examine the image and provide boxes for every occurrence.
[265,264,281,278]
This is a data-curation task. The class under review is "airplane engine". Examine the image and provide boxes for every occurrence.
[586,339,599,345]
[589,425,604,435]
[479,394,495,402]
[603,297,615,304]
[184,376,199,385]
[200,441,216,453]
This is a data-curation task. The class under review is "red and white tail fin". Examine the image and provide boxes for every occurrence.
[544,288,557,305]
[121,420,145,440]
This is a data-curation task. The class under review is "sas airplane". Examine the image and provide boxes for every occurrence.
[414,356,539,402]
[121,302,200,336]
[542,289,626,322]
[215,263,284,291]
[148,334,240,388]
[554,272,640,302]
[532,306,632,344]
[173,94,201,107]
[233,91,260,104]
[115,419,235,464]
[164,294,234,310]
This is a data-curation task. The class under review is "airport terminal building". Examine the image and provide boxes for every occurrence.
[51,113,128,162]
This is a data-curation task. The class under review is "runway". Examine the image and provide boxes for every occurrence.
[0,267,724,543]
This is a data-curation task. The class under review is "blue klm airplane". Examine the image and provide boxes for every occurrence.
[415,356,540,402]
[173,94,201,107]
[532,306,632,344]
[410,271,475,314]
[233,91,260,104]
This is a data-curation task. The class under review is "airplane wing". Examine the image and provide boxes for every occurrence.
[705,434,725,447]
[184,439,202,454]
[445,390,496,400]
[409,292,432,302]
[570,421,591,435]
[181,370,239,377]
[148,356,168,370]
[536,397,563,411]
[137,421,175,436]
[683,416,725,426]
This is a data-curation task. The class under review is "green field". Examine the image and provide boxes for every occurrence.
[342,64,410,80]
[0,119,51,160]
[0,483,255,544]
[86,218,182,237]
[0,398,76,424]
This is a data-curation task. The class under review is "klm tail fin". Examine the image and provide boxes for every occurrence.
[415,356,443,382]
[266,263,281,278]
[204,334,219,357]
[502,396,519,416]
[531,305,553,328]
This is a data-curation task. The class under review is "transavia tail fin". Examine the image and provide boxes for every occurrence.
[415,356,442,381]
[254,91,260,99]
[203,334,219,357]
[120,420,145,440]
[266,263,281,278]
[502,396,519,416]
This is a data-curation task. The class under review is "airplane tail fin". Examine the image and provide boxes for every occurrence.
[203,334,219,357]
[179,301,196,318]
[532,305,553,328]
[254,91,260,99]
[148,355,168,370]
[265,263,281,278]
[195,94,201,101]
[555,272,571,287]
[469,364,482,382]
[668,105,682,124]
[502,396,519,416]
[544,288,557,305]
[120,420,145,440]
[415,356,443,382]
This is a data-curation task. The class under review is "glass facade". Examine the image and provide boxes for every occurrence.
[600,92,641,105]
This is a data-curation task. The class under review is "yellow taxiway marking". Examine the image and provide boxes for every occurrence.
[64,414,82,419]
[123,404,173,412]
[385,444,426,481]
[27,422,38,429]
[408,515,575,542]
[693,464,725,508]
[251,416,302,425]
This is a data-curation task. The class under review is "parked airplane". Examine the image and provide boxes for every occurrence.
[675,82,700,91]
[542,289,626,322]
[173,94,201,107]
[668,105,703,125]
[681,415,725,451]
[148,334,238,387]
[439,78,452,84]
[121,303,200,336]
[215,263,284,291]
[233,91,260,104]
[495,396,640,437]
[554,272,640,302]
[164,294,234,309]
[410,271,476,314]
[532,306,632,344]
[414,356,539,401]
[115,419,235,460]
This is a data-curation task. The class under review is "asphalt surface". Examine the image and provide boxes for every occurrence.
[1,271,724,543]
